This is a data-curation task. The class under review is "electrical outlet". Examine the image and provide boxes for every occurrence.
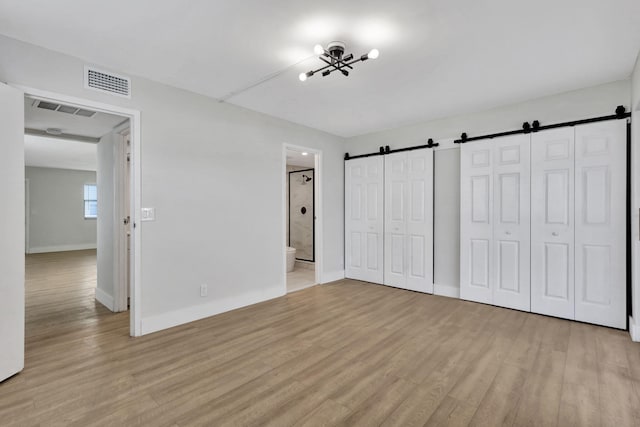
[200,284,208,297]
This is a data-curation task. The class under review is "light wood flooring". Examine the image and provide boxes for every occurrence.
[2,250,640,426]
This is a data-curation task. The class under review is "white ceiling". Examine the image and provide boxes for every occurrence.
[25,134,97,171]
[25,97,126,138]
[2,1,639,137]
[287,150,315,168]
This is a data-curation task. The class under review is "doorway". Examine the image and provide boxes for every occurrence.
[284,145,322,293]
[19,86,141,337]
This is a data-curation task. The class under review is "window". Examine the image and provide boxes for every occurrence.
[84,184,97,219]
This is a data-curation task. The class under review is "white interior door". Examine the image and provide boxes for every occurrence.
[384,149,433,293]
[531,127,575,320]
[460,140,494,304]
[574,120,627,329]
[492,135,531,311]
[345,156,384,284]
[0,83,25,382]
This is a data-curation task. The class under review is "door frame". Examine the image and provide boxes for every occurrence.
[24,178,30,254]
[13,84,143,337]
[283,143,323,288]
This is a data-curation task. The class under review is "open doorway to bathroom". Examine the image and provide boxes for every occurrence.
[285,147,318,293]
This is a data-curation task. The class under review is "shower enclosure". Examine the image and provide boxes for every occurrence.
[288,169,314,261]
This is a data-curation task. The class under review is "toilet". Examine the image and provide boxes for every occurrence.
[286,247,296,272]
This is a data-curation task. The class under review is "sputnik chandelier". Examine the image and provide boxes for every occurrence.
[299,41,379,81]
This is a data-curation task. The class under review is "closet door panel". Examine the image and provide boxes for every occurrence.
[384,153,407,288]
[384,149,433,293]
[492,135,530,311]
[345,156,384,284]
[460,140,493,304]
[531,128,575,320]
[574,120,626,329]
[406,149,433,292]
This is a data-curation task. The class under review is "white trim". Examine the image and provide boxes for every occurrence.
[29,243,97,254]
[24,178,29,254]
[95,287,115,311]
[630,316,640,342]
[141,286,284,335]
[434,283,460,299]
[287,282,318,293]
[12,84,143,337]
[283,144,324,290]
[321,270,345,284]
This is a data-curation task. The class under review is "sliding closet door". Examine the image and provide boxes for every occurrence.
[384,149,433,293]
[574,120,626,329]
[492,135,531,311]
[460,140,493,304]
[531,128,575,320]
[345,156,384,284]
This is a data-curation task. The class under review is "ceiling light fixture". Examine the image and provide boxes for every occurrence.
[301,152,309,156]
[299,41,379,81]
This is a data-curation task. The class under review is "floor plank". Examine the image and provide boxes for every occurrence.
[1,250,639,426]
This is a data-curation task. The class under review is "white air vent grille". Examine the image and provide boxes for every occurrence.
[33,99,97,118]
[84,66,131,98]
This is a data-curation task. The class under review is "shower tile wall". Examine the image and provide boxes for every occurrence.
[287,166,314,261]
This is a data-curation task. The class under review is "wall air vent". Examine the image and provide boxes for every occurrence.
[33,99,97,118]
[84,66,131,98]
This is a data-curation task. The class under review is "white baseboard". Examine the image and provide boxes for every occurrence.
[434,283,460,299]
[95,287,115,311]
[630,316,640,342]
[321,270,345,284]
[29,243,97,254]
[140,286,284,336]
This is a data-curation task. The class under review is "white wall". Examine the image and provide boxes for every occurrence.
[25,166,97,253]
[433,149,460,296]
[0,35,346,334]
[96,133,116,310]
[347,79,631,295]
[630,51,640,340]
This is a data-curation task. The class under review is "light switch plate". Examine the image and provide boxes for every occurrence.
[141,207,155,221]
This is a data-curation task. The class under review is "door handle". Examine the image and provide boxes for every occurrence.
[505,231,511,235]
[552,232,558,236]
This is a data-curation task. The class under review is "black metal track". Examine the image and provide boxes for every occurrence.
[345,139,439,161]
[455,106,631,144]
[344,106,631,160]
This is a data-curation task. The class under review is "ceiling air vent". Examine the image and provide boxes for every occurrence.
[33,99,97,118]
[84,66,131,98]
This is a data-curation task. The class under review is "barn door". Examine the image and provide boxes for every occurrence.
[574,120,626,329]
[531,127,575,320]
[345,156,384,284]
[460,140,494,304]
[492,134,530,311]
[384,149,433,293]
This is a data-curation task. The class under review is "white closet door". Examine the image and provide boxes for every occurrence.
[492,135,531,311]
[345,156,384,284]
[460,140,493,304]
[531,128,575,320]
[384,152,408,288]
[384,149,433,293]
[574,120,626,329]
